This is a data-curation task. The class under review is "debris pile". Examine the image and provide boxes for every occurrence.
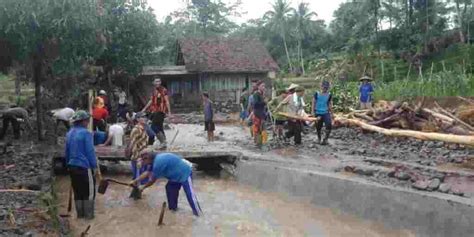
[335,99,474,146]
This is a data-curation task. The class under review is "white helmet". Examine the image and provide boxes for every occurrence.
[99,90,107,95]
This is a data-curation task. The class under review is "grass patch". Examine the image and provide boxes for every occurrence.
[374,71,474,101]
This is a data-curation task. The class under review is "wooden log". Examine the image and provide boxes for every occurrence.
[457,96,474,105]
[278,112,319,122]
[434,102,474,131]
[420,108,455,124]
[353,113,374,122]
[370,112,402,126]
[336,117,474,146]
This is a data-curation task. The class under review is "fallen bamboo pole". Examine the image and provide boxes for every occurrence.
[0,189,40,193]
[337,118,474,146]
[278,112,319,122]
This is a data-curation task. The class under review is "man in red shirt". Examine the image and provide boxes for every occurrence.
[141,77,171,149]
[92,97,109,131]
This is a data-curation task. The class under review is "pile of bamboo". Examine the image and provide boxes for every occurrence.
[334,99,474,146]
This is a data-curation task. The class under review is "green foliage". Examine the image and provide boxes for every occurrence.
[374,71,474,101]
[99,0,160,75]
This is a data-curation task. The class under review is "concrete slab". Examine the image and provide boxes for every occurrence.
[236,160,474,237]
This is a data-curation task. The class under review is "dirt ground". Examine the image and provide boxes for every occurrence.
[0,113,473,235]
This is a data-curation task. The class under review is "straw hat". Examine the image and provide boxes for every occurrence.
[286,83,299,91]
[359,75,373,81]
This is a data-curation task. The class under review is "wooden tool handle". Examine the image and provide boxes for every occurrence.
[106,179,131,186]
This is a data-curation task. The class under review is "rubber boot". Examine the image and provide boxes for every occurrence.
[83,200,95,220]
[316,129,322,144]
[75,200,85,219]
[321,129,331,145]
[156,132,167,150]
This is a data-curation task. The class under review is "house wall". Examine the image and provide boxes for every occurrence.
[200,72,272,113]
[135,72,273,113]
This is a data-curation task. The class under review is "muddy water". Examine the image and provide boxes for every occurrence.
[55,175,414,237]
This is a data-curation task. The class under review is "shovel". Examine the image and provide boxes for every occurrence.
[98,178,141,199]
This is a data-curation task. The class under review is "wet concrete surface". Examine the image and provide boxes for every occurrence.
[55,174,414,237]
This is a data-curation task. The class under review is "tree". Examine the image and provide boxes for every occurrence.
[0,0,103,140]
[292,2,317,75]
[264,0,294,72]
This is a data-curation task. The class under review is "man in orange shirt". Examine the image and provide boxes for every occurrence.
[141,78,171,149]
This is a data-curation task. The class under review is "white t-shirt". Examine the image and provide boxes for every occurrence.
[118,91,127,105]
[108,124,125,146]
[53,108,75,121]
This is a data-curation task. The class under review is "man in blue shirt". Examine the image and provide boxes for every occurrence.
[130,149,202,216]
[359,75,374,109]
[65,110,97,219]
[312,81,333,145]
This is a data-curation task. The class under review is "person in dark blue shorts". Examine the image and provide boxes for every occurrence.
[130,149,202,216]
[311,81,333,145]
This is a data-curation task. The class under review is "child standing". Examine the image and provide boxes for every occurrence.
[202,93,215,142]
[359,75,374,109]
[312,81,333,145]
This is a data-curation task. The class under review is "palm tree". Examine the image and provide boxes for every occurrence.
[264,0,294,72]
[293,2,317,75]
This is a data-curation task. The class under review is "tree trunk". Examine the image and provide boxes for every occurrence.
[33,57,43,141]
[299,40,305,75]
[455,1,466,43]
[282,33,293,73]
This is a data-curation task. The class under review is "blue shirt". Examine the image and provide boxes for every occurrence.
[93,131,107,145]
[65,125,97,169]
[151,153,192,183]
[359,83,374,103]
[203,100,213,122]
[144,124,155,138]
[314,92,332,115]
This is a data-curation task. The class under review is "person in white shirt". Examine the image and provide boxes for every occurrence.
[115,88,128,121]
[98,123,125,147]
[50,107,75,134]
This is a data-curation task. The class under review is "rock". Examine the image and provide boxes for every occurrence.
[412,180,429,190]
[23,232,34,237]
[438,183,451,193]
[420,160,431,166]
[427,178,441,191]
[354,167,376,176]
[454,157,464,164]
[451,188,464,196]
[25,182,41,191]
[394,171,411,181]
[435,142,444,148]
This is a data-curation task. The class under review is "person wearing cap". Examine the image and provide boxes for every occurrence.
[268,89,288,140]
[312,81,333,145]
[49,107,75,134]
[130,150,202,217]
[141,77,170,149]
[276,86,306,145]
[251,80,268,147]
[126,112,150,185]
[286,83,299,95]
[359,75,374,109]
[65,110,97,219]
[0,106,32,140]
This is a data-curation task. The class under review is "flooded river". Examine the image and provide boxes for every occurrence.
[55,175,414,237]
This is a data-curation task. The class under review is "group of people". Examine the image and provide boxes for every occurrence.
[63,76,203,220]
[239,76,374,147]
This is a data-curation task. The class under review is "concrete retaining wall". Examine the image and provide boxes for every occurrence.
[236,160,474,237]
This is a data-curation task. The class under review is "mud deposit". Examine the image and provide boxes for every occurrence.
[55,175,413,237]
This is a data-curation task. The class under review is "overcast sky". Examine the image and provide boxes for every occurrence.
[148,0,346,24]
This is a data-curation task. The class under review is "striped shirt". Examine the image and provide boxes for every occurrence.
[129,124,149,161]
